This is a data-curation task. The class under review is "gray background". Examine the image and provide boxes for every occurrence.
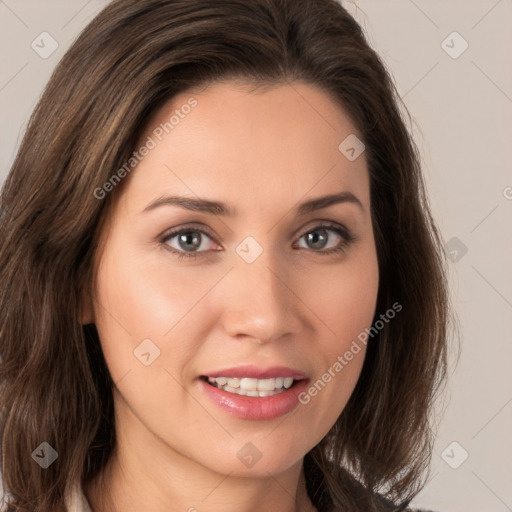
[1,1,511,511]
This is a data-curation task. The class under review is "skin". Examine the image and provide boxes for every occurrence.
[82,80,379,512]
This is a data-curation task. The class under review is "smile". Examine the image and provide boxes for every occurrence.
[199,365,308,419]
[206,376,296,397]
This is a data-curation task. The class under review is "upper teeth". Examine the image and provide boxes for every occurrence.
[208,376,294,391]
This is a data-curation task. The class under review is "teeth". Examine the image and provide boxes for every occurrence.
[240,378,258,391]
[283,377,294,389]
[207,376,299,396]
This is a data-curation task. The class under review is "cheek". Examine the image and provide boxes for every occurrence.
[305,248,379,346]
[92,237,231,388]
[95,236,200,326]
[295,248,378,434]
[92,244,194,379]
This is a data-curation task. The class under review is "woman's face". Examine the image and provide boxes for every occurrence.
[86,81,379,478]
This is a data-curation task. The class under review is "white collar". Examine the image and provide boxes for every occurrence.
[64,481,93,512]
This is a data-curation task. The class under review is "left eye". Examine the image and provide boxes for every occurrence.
[296,226,345,251]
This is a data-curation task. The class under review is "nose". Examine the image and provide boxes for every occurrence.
[219,249,301,344]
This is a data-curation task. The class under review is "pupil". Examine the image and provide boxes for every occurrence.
[179,231,201,251]
[307,229,327,249]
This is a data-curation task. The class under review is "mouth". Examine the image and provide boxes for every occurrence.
[201,375,301,397]
[198,365,309,419]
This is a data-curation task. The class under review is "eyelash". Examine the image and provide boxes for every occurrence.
[160,223,356,260]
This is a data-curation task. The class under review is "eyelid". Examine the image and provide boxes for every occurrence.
[160,223,221,244]
[296,220,351,239]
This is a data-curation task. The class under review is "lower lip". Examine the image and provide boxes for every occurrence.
[199,379,309,420]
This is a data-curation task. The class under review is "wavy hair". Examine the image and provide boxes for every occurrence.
[0,0,452,510]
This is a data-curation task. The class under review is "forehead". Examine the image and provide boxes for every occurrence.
[119,80,370,215]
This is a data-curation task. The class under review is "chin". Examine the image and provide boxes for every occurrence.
[187,435,310,478]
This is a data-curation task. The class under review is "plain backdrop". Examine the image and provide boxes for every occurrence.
[1,1,511,511]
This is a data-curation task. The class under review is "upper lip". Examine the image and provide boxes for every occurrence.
[202,365,307,380]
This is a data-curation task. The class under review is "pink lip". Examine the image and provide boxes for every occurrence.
[199,379,308,420]
[202,365,307,380]
[199,366,309,420]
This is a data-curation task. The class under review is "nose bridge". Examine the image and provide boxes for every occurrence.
[221,243,296,343]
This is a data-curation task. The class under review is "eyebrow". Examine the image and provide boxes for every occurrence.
[142,191,364,216]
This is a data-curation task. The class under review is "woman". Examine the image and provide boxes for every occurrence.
[0,0,451,511]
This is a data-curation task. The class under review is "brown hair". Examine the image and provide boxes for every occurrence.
[0,0,453,510]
